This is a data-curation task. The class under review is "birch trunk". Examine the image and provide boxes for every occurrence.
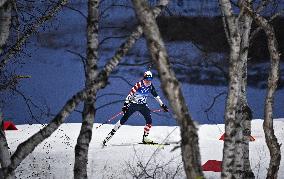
[0,111,15,179]
[131,0,203,178]
[237,55,254,179]
[234,3,254,177]
[219,1,243,178]
[0,0,11,54]
[263,34,281,179]
[260,19,281,179]
[245,8,281,178]
[74,0,99,178]
[0,0,8,7]
[222,34,241,179]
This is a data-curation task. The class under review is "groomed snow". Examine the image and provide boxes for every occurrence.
[5,119,284,178]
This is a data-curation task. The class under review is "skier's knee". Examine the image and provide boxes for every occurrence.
[120,119,126,125]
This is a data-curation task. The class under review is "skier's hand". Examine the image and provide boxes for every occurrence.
[122,102,130,114]
[161,104,169,112]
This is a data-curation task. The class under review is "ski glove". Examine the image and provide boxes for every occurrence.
[161,104,169,112]
[122,102,131,114]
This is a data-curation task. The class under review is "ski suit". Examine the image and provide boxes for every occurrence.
[102,73,168,145]
[121,80,164,134]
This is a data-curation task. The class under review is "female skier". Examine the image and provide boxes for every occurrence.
[102,71,168,145]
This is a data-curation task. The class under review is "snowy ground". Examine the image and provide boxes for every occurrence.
[5,119,284,179]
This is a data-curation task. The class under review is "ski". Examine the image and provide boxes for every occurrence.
[138,142,170,146]
[102,141,179,147]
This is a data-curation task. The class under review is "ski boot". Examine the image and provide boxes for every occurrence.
[142,134,154,144]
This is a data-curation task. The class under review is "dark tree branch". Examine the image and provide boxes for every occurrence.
[110,75,134,87]
[250,9,283,42]
[119,61,150,67]
[204,91,227,112]
[0,0,69,71]
[66,49,86,75]
[99,35,129,46]
[100,4,134,18]
[12,88,46,125]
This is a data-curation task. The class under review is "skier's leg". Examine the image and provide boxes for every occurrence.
[120,103,136,125]
[144,124,152,137]
[102,104,136,145]
[139,104,153,143]
[102,120,122,145]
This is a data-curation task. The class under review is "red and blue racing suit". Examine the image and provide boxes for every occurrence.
[120,80,164,135]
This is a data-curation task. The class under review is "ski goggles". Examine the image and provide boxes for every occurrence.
[144,76,153,81]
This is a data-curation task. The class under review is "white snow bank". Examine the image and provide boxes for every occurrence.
[5,119,284,178]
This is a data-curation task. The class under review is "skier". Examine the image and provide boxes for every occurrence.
[102,70,169,145]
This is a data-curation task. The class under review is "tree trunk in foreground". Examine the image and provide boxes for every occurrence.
[244,6,281,178]
[234,2,254,177]
[0,0,11,54]
[0,111,15,179]
[132,0,204,178]
[219,0,243,178]
[74,0,99,178]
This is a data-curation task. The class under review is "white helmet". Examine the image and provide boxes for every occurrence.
[144,71,153,81]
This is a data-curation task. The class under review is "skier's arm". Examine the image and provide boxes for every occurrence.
[122,81,142,113]
[154,96,163,106]
[125,81,142,103]
[151,85,168,112]
[150,84,162,105]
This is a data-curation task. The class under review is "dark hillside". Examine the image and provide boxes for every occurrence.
[157,16,284,62]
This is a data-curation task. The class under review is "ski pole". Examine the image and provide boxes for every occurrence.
[151,109,163,113]
[96,108,168,129]
[136,108,167,116]
[96,111,123,129]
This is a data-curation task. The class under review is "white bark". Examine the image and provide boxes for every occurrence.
[0,0,11,54]
[132,0,203,178]
[219,1,243,178]
[0,111,15,179]
[74,0,99,178]
[244,5,281,179]
[234,2,254,177]
[0,0,7,7]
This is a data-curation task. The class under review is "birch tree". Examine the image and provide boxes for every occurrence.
[0,111,15,179]
[0,0,169,177]
[0,0,69,71]
[233,1,254,178]
[220,0,282,178]
[0,1,13,178]
[0,0,11,54]
[244,4,282,178]
[74,0,99,178]
[219,0,255,178]
[131,0,204,178]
